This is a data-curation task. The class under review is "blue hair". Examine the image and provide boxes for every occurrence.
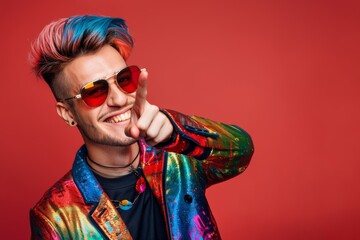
[62,15,134,58]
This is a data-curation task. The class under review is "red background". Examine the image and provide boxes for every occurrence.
[1,0,359,239]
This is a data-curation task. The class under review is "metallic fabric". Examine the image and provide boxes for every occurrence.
[30,110,254,239]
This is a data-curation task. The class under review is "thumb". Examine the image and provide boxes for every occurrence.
[125,109,140,138]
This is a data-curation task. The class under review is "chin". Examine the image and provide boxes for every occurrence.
[102,132,137,146]
[81,128,137,147]
[115,137,137,146]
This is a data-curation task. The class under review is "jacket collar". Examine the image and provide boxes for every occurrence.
[71,145,133,239]
[71,141,153,204]
[72,145,103,204]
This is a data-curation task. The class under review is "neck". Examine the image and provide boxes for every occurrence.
[86,142,140,178]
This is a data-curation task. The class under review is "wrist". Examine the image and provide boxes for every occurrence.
[154,129,178,148]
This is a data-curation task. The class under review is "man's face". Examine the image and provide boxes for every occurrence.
[61,45,137,147]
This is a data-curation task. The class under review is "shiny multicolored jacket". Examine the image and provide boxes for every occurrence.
[30,109,254,239]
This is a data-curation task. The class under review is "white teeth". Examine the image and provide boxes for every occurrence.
[107,111,131,123]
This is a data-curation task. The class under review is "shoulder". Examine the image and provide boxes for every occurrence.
[32,171,83,214]
[30,171,92,239]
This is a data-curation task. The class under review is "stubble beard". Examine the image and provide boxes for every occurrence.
[78,122,137,147]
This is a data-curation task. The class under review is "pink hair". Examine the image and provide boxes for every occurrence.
[29,16,134,99]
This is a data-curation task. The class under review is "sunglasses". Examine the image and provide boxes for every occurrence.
[60,65,141,107]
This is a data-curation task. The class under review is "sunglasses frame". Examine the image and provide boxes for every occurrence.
[59,65,142,107]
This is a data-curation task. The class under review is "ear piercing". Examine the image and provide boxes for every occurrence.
[70,121,76,126]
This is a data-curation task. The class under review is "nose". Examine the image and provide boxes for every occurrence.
[105,79,128,107]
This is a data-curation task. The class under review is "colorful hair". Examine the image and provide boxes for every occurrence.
[29,15,134,100]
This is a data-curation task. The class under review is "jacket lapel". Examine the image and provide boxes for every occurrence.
[90,194,132,239]
[72,145,132,239]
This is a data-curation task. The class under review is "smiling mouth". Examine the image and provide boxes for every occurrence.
[105,110,131,123]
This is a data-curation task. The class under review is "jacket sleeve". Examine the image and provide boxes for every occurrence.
[30,208,61,240]
[160,109,254,187]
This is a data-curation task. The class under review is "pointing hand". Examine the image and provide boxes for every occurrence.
[125,69,174,146]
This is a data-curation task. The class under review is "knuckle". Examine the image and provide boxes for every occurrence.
[159,113,167,123]
[146,129,157,139]
[150,105,159,113]
[137,121,146,131]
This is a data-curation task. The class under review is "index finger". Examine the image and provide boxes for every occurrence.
[133,68,148,116]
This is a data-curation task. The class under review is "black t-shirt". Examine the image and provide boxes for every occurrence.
[94,168,168,240]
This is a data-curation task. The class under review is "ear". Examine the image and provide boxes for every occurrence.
[56,102,76,126]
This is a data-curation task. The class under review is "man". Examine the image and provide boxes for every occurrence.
[29,15,254,240]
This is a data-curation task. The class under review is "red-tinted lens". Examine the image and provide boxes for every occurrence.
[116,66,140,93]
[81,80,108,107]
